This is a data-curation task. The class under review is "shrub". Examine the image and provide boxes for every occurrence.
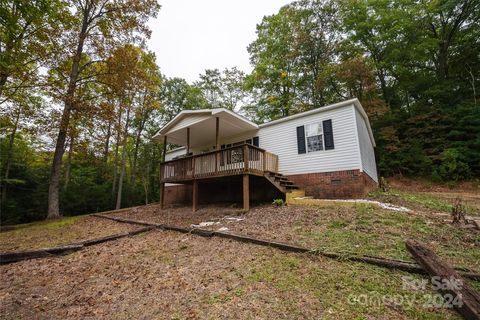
[272,198,284,207]
[432,148,471,182]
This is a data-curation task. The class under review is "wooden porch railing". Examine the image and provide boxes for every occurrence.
[160,143,279,183]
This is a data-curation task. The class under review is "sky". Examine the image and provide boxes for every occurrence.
[147,0,291,83]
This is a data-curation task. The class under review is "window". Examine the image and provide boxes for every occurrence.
[305,123,324,152]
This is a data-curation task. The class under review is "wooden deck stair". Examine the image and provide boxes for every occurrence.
[264,172,300,193]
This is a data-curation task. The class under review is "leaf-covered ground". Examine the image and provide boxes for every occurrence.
[1,187,479,319]
[0,230,461,319]
[113,201,480,271]
[0,215,141,252]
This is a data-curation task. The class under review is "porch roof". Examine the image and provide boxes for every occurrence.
[152,108,258,147]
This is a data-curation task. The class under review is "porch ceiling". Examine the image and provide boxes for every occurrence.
[153,108,259,148]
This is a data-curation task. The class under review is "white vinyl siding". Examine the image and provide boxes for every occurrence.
[257,104,361,175]
[163,103,378,182]
[355,108,378,182]
[165,148,187,161]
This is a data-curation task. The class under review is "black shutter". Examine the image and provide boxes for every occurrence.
[323,119,334,150]
[253,136,259,147]
[296,126,306,154]
[246,139,252,145]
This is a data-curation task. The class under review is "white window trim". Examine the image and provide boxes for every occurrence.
[305,122,325,153]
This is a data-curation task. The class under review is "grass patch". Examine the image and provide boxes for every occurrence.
[1,215,83,232]
[298,203,480,270]
[243,250,460,319]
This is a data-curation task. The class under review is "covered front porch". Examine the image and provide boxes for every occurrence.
[153,108,280,211]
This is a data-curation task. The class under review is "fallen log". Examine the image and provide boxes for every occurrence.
[215,231,310,253]
[89,203,159,217]
[92,214,480,281]
[0,244,83,264]
[77,226,156,247]
[1,226,157,264]
[406,240,480,320]
[91,214,162,227]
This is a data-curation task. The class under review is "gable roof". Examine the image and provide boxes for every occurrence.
[159,98,376,151]
[152,108,259,147]
[259,98,376,147]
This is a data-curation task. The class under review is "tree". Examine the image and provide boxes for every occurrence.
[0,0,65,102]
[46,0,160,219]
[158,77,209,121]
[245,0,340,122]
[0,89,43,206]
[197,67,246,111]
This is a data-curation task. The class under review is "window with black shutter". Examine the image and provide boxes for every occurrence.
[305,123,324,152]
[323,119,334,150]
[296,126,306,154]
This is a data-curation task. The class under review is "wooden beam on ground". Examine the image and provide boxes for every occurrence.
[243,174,249,210]
[91,214,480,282]
[0,245,83,264]
[78,226,156,246]
[406,240,480,320]
[192,179,198,212]
[0,224,157,265]
[92,214,163,227]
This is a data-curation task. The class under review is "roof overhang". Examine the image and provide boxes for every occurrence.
[152,108,259,147]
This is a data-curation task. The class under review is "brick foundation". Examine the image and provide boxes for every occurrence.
[286,169,377,199]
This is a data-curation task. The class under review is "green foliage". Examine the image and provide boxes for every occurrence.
[272,198,284,207]
[245,0,480,179]
[432,149,471,182]
[2,0,479,225]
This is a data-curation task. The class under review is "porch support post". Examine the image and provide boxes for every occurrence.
[160,135,167,209]
[243,174,249,210]
[215,117,219,149]
[162,136,167,162]
[215,117,219,172]
[192,179,198,212]
[186,127,190,155]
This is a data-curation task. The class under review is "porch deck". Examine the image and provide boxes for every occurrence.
[160,144,279,183]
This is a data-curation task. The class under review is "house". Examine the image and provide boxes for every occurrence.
[153,98,378,211]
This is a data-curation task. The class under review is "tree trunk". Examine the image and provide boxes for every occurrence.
[131,118,145,183]
[115,107,131,210]
[1,108,20,204]
[112,105,123,196]
[63,135,74,192]
[47,8,90,219]
[102,117,112,176]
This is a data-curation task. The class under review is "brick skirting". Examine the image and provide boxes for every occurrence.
[286,170,377,199]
